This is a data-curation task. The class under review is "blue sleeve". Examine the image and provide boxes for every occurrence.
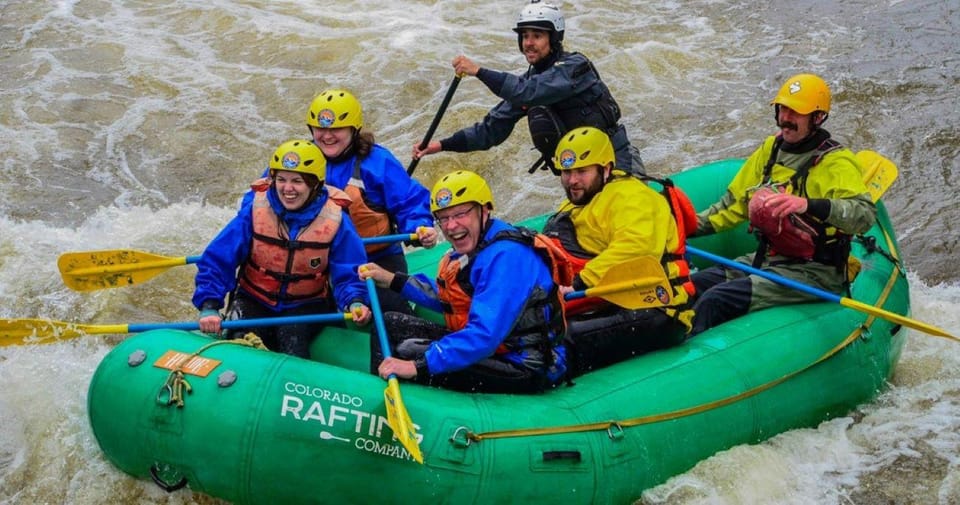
[192,207,254,310]
[399,272,443,312]
[328,213,370,309]
[362,146,433,232]
[424,242,554,374]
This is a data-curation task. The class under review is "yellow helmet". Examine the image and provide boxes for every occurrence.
[268,139,326,182]
[553,126,615,171]
[430,170,494,213]
[305,89,363,129]
[770,74,831,115]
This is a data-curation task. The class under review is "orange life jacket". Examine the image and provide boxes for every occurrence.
[238,185,352,306]
[342,158,394,255]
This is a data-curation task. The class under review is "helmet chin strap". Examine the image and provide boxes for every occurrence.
[814,111,829,127]
[476,205,493,248]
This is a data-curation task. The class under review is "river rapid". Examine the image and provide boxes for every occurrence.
[1,0,958,503]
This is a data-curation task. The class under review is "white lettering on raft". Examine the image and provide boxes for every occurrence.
[283,381,364,408]
[279,393,423,461]
[355,437,414,460]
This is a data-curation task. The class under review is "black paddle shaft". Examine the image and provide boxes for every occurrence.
[407,75,462,176]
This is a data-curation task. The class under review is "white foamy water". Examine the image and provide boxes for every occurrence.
[1,0,958,503]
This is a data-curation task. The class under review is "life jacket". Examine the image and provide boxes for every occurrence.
[525,52,623,174]
[435,227,566,367]
[639,175,697,298]
[542,177,697,315]
[541,212,606,315]
[748,186,819,260]
[752,136,852,272]
[341,157,396,255]
[238,184,352,306]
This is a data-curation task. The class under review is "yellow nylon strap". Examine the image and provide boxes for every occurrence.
[469,327,863,442]
[468,228,903,443]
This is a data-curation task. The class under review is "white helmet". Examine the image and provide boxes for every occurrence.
[513,1,565,38]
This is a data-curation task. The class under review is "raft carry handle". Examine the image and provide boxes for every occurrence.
[542,450,582,462]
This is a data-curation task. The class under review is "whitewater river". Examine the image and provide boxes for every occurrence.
[1,0,958,503]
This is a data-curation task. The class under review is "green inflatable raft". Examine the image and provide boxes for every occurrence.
[87,159,909,504]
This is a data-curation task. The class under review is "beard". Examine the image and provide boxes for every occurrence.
[563,173,605,205]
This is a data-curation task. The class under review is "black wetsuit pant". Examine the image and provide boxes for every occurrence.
[688,265,754,336]
[369,312,548,394]
[564,305,687,378]
[223,291,338,359]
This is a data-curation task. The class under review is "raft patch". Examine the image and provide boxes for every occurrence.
[153,350,221,377]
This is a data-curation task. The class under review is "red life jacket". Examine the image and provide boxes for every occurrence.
[238,185,352,306]
[752,135,852,270]
[748,186,819,260]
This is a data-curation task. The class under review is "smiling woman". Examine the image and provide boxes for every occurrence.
[272,171,319,211]
[191,139,372,357]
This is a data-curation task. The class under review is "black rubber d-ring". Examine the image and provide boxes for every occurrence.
[149,464,188,492]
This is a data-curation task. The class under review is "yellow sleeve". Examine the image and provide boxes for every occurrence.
[700,136,778,233]
[576,179,672,287]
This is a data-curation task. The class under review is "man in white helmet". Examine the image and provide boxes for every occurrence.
[412,1,644,176]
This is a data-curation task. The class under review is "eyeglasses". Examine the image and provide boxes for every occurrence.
[435,205,477,226]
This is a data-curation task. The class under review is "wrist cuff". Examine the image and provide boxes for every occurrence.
[806,198,831,221]
[572,275,588,291]
[390,272,409,293]
[440,131,469,152]
[414,356,429,377]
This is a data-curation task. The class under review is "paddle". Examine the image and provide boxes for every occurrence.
[58,233,418,292]
[856,150,898,203]
[365,276,424,463]
[563,256,674,310]
[686,246,956,341]
[0,312,353,347]
[406,75,462,176]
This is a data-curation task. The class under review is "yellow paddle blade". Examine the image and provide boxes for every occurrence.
[586,256,674,310]
[839,298,959,342]
[856,150,898,203]
[0,318,127,346]
[58,250,191,291]
[384,378,424,464]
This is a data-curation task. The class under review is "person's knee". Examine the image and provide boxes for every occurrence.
[395,338,431,359]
